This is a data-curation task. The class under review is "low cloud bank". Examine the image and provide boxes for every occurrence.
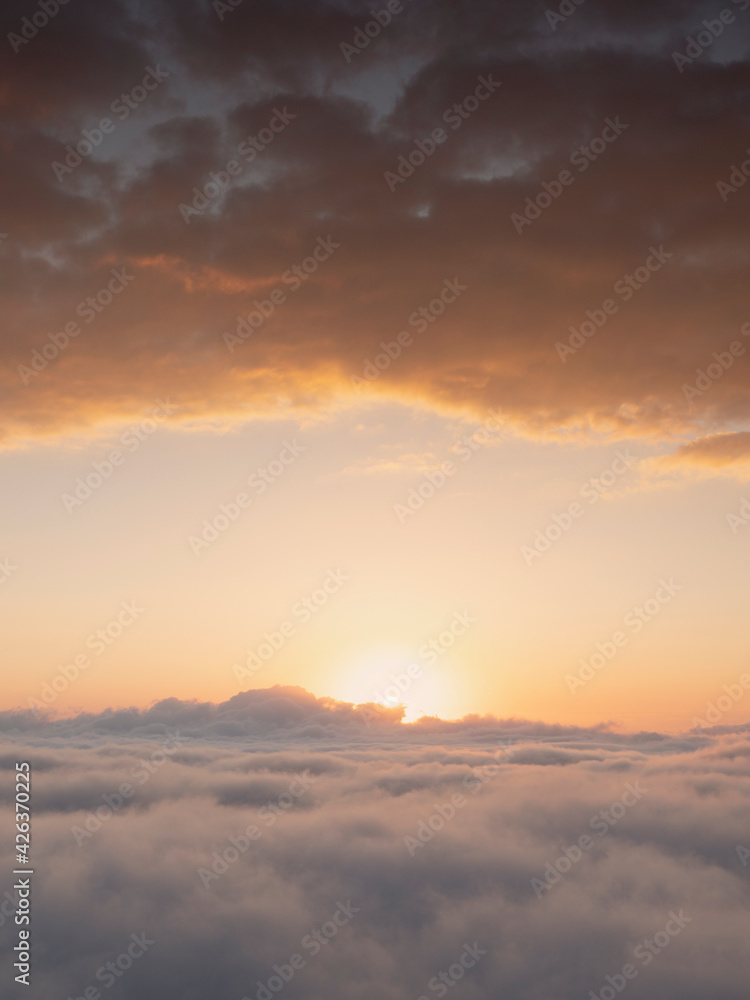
[1,688,749,998]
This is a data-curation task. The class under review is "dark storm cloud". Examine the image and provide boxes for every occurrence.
[1,687,750,999]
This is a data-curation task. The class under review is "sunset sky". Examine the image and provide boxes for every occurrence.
[3,0,750,732]
[5,4,750,1000]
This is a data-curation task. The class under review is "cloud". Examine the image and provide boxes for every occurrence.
[0,684,683,749]
[1,0,749,458]
[653,431,750,479]
[1,686,750,998]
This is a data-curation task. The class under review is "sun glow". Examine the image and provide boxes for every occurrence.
[331,646,453,723]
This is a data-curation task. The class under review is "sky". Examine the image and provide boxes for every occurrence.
[3,3,750,998]
[2,0,750,734]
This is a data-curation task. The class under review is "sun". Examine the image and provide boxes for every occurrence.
[330,645,451,722]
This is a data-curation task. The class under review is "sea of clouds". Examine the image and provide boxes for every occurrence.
[1,686,749,999]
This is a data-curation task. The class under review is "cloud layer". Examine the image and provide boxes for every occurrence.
[2,0,750,451]
[1,687,750,999]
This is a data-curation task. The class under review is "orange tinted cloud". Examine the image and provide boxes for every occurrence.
[1,0,749,465]
[655,431,750,478]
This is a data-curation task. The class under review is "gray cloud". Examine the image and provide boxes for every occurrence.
[1,0,749,451]
[1,687,749,998]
